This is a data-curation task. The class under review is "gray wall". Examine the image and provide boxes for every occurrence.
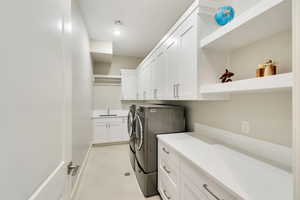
[169,31,292,147]
[72,0,93,184]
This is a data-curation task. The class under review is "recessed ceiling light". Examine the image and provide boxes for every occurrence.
[114,20,122,25]
[113,30,121,36]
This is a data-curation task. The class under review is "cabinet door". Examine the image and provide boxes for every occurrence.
[122,117,129,141]
[148,59,156,100]
[107,119,124,142]
[155,49,167,100]
[165,35,179,100]
[121,70,137,100]
[177,12,198,99]
[93,121,108,143]
[137,67,144,100]
[138,65,147,100]
[181,175,209,200]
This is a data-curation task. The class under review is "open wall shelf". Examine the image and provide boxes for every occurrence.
[93,75,122,85]
[93,75,121,79]
[200,0,291,51]
[200,73,293,94]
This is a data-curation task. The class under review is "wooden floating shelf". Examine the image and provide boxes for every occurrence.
[200,73,293,94]
[200,0,291,51]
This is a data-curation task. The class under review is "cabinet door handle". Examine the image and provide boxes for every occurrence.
[162,147,170,154]
[163,165,171,174]
[163,190,171,200]
[167,41,175,49]
[180,25,194,37]
[173,84,176,98]
[158,52,164,57]
[176,84,180,98]
[203,184,223,200]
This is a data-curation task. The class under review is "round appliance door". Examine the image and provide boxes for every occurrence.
[127,111,134,137]
[135,113,144,151]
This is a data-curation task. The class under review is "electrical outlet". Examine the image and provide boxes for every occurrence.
[241,121,250,135]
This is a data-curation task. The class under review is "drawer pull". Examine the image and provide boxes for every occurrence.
[203,184,223,200]
[163,166,171,174]
[162,147,170,154]
[163,190,171,199]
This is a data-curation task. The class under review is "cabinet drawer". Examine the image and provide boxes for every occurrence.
[159,157,179,186]
[158,141,179,167]
[182,161,237,200]
[107,117,123,123]
[158,169,178,200]
[93,118,106,124]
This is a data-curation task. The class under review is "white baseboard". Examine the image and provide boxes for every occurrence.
[194,123,292,170]
[70,143,93,199]
[28,162,66,200]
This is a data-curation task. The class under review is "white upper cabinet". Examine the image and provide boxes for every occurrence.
[136,2,203,101]
[137,67,144,100]
[165,34,180,100]
[154,47,168,100]
[177,11,198,100]
[121,69,137,100]
[143,61,153,100]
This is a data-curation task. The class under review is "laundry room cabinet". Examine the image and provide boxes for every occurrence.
[158,139,239,200]
[135,2,210,101]
[93,117,128,144]
[121,69,137,100]
[164,10,198,100]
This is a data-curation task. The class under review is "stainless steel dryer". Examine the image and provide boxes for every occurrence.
[128,105,136,171]
[134,105,185,197]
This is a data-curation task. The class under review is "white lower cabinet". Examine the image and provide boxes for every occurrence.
[158,169,178,200]
[93,117,128,144]
[158,140,237,200]
[93,120,107,143]
[181,175,209,200]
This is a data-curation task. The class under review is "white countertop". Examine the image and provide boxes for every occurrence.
[92,109,128,118]
[157,133,293,200]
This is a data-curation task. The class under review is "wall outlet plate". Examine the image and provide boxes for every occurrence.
[241,121,250,135]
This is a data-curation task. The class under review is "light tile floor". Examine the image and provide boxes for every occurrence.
[74,144,161,200]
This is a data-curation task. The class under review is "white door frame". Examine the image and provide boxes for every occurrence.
[62,0,73,199]
[293,0,300,199]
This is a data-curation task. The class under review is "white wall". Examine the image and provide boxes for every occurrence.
[173,92,292,147]
[93,55,142,75]
[230,31,292,80]
[0,0,71,199]
[169,31,292,147]
[71,0,93,185]
[93,55,142,110]
[293,0,300,198]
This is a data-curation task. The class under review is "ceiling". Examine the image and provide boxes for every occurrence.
[78,0,194,58]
